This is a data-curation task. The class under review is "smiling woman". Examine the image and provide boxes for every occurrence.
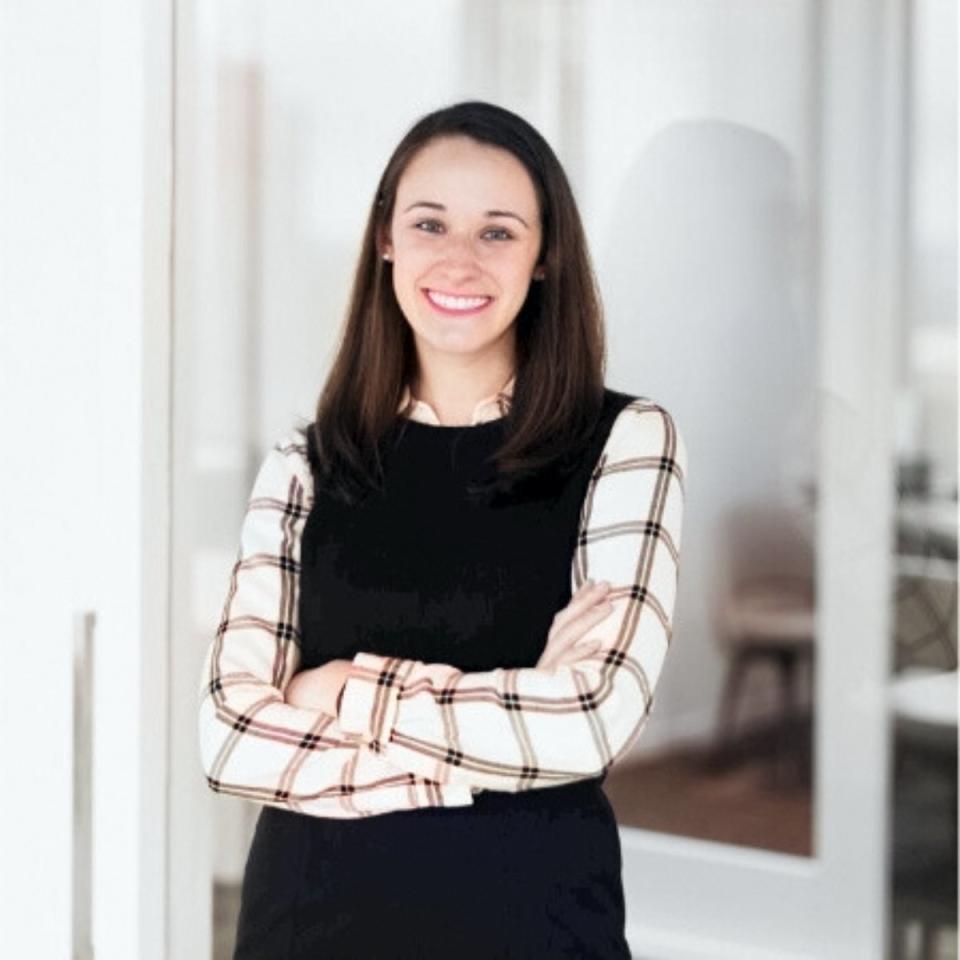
[384,134,547,423]
[198,100,687,959]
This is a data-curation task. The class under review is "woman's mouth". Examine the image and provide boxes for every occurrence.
[422,288,493,316]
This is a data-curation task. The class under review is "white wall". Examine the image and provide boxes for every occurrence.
[0,2,171,958]
[0,10,100,958]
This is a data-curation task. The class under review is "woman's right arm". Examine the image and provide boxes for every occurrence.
[196,434,475,819]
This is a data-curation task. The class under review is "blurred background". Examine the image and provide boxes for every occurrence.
[1,1,955,958]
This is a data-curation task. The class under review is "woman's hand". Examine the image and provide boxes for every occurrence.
[536,580,614,673]
[284,659,354,715]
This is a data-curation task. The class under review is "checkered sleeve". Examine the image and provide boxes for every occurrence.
[336,399,687,792]
[197,433,475,818]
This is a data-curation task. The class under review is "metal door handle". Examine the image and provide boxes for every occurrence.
[73,610,95,960]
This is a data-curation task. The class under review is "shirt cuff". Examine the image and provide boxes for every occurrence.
[336,652,416,747]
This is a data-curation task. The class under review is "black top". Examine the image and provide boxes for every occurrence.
[299,389,634,676]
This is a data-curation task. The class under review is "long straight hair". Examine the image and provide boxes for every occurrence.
[297,100,607,505]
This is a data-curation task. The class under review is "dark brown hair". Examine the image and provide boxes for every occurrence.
[297,100,606,505]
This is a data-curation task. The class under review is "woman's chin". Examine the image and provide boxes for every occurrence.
[414,326,509,357]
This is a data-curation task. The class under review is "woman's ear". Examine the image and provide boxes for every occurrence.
[377,228,393,262]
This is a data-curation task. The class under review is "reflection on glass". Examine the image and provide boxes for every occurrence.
[600,112,818,857]
[604,504,817,858]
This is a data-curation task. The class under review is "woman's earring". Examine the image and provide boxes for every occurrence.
[383,253,392,262]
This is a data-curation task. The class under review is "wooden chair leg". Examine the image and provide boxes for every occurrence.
[894,917,913,960]
[777,651,795,785]
[919,921,938,960]
[759,650,786,788]
[710,648,751,769]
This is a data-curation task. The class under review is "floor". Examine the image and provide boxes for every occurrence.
[604,722,813,855]
[212,713,956,959]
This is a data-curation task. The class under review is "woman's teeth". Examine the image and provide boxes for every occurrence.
[426,290,491,311]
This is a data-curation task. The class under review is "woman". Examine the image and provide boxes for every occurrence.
[198,100,687,959]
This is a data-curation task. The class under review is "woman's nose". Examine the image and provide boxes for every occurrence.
[438,231,480,268]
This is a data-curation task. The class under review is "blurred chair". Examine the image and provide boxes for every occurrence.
[710,502,816,788]
[892,555,958,674]
[888,555,958,960]
[896,500,958,562]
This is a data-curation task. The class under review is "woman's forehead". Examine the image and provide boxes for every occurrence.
[395,137,539,215]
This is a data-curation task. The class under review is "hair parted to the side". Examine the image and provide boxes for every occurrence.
[296,99,607,506]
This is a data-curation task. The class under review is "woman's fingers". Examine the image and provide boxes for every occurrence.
[539,598,615,670]
[564,637,605,663]
[555,600,613,648]
[537,581,618,671]
[541,635,605,672]
[551,580,610,630]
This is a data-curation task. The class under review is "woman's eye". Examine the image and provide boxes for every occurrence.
[412,221,512,241]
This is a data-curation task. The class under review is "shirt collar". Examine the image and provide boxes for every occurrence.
[397,373,515,425]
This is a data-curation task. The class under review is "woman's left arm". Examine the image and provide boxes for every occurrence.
[335,399,688,793]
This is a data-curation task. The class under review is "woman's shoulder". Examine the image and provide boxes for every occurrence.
[600,387,688,475]
[601,384,676,417]
[254,426,315,504]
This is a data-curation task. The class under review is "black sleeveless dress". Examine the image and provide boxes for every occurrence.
[234,389,636,959]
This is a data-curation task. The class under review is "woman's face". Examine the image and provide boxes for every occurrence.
[383,135,543,371]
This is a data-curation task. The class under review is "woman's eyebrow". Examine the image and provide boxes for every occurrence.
[402,201,530,230]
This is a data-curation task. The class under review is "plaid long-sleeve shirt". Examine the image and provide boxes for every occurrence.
[198,386,687,819]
